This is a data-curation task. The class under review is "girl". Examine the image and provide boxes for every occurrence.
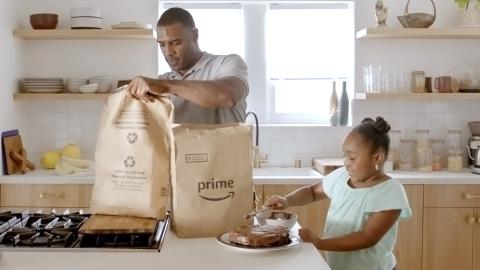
[266,117,411,270]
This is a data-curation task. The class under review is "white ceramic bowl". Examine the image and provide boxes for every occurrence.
[66,78,88,93]
[88,76,113,93]
[71,17,103,29]
[79,83,98,93]
[70,7,101,18]
[255,211,298,230]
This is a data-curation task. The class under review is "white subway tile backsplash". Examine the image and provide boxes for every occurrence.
[54,113,67,127]
[31,113,54,127]
[67,126,82,140]
[19,96,477,169]
[68,113,81,125]
[54,129,68,140]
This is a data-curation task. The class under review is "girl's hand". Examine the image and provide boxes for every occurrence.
[265,195,289,210]
[299,228,321,249]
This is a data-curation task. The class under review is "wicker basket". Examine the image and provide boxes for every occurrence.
[397,0,436,28]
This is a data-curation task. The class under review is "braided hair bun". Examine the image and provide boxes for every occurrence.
[353,116,391,155]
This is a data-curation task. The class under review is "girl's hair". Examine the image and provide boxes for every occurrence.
[352,117,391,156]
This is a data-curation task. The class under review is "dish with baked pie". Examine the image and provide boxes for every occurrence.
[216,224,301,252]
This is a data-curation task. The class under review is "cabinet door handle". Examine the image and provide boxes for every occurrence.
[40,192,65,199]
[468,216,476,225]
[464,193,480,199]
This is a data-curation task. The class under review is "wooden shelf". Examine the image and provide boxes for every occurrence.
[13,29,155,40]
[356,27,480,39]
[14,93,110,100]
[354,92,480,100]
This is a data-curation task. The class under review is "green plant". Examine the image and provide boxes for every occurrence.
[455,0,480,9]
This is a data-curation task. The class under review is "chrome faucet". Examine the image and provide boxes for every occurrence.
[245,111,267,168]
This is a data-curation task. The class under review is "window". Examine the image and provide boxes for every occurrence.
[158,2,354,125]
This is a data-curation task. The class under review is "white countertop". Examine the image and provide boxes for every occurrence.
[1,167,480,185]
[0,230,330,270]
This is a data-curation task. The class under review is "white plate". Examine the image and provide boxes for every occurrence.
[111,22,152,29]
[216,232,301,252]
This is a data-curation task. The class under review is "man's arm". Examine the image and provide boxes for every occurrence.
[128,76,246,108]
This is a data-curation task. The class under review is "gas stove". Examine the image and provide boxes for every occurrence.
[0,210,169,252]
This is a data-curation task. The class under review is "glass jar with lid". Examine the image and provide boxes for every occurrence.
[415,129,431,149]
[431,139,445,171]
[390,130,401,170]
[447,130,463,172]
[399,139,415,171]
[384,152,394,172]
[416,148,432,172]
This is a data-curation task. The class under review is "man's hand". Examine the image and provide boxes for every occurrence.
[128,76,167,103]
[299,228,321,249]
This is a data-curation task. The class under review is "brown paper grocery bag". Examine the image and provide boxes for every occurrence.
[90,89,175,219]
[172,124,253,238]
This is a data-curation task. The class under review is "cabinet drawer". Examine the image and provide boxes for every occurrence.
[424,185,480,207]
[0,184,92,208]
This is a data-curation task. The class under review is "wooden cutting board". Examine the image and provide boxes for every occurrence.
[312,157,343,175]
[79,214,158,234]
[3,134,35,175]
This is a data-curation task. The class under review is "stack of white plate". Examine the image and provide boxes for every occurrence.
[23,78,64,93]
[70,7,103,29]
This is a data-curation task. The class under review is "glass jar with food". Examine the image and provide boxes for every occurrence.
[390,130,401,170]
[447,130,463,172]
[415,129,430,149]
[399,139,415,171]
[416,148,432,172]
[431,139,445,171]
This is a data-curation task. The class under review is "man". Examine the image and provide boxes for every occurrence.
[128,7,249,124]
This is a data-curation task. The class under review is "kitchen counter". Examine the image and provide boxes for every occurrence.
[0,230,330,270]
[0,167,480,185]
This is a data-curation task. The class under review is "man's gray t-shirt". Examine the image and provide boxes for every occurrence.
[159,52,248,124]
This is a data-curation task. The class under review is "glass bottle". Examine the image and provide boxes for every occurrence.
[431,139,445,171]
[328,81,339,126]
[399,139,415,171]
[339,81,349,126]
[447,130,463,172]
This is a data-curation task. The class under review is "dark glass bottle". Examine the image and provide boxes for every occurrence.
[339,81,349,126]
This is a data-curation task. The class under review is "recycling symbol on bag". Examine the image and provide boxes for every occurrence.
[127,132,138,144]
[124,156,136,168]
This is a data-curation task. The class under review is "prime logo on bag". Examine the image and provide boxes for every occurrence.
[198,177,235,201]
[172,124,254,238]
